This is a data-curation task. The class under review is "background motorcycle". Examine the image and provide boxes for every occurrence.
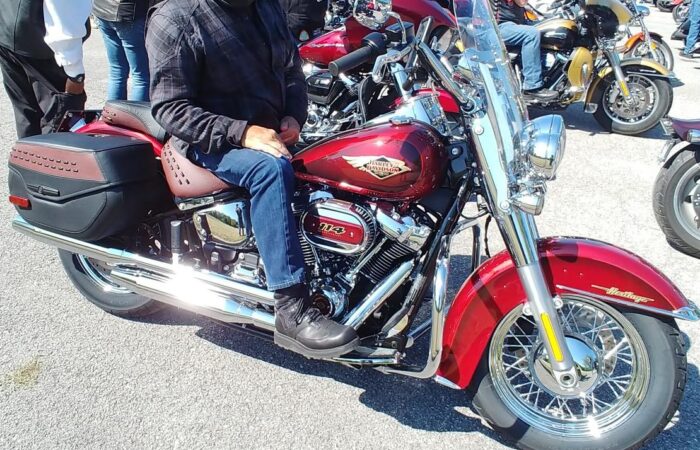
[620,1,675,70]
[655,117,700,257]
[6,0,697,449]
[673,0,691,23]
[516,0,674,135]
[657,0,684,12]
[298,0,454,143]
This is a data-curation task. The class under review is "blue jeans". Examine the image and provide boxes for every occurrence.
[95,17,150,101]
[190,148,305,291]
[686,0,700,53]
[499,22,543,91]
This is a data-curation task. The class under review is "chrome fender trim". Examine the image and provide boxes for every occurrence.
[556,284,700,321]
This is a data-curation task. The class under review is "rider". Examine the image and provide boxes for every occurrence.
[146,0,358,358]
[492,0,558,102]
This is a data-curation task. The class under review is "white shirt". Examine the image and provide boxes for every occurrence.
[43,0,94,77]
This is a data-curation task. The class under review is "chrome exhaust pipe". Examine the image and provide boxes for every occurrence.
[110,267,275,331]
[12,216,276,330]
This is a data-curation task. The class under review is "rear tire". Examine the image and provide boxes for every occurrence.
[471,297,687,450]
[653,148,700,258]
[59,250,164,318]
[593,73,672,135]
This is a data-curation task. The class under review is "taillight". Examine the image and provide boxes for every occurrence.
[8,195,31,209]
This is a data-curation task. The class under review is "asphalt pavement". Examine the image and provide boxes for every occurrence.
[1,7,699,450]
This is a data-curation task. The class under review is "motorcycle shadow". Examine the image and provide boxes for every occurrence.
[528,105,669,140]
[136,255,510,443]
[133,261,699,448]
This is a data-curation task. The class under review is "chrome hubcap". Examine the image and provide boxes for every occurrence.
[604,75,658,124]
[673,164,700,238]
[489,295,650,437]
[531,336,600,397]
[75,255,131,294]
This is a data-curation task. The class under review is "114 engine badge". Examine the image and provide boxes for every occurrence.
[343,155,411,180]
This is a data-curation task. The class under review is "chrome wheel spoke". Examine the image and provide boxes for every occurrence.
[489,296,650,438]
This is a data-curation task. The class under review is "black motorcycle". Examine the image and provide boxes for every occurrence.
[513,0,674,135]
[655,117,700,258]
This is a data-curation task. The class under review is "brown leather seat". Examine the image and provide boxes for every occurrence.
[102,101,169,142]
[161,142,233,199]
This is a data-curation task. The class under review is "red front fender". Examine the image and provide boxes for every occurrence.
[437,237,692,388]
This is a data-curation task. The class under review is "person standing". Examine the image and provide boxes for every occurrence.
[0,0,92,138]
[680,0,700,59]
[92,0,152,101]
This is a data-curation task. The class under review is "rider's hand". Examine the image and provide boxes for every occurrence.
[279,116,301,146]
[65,78,85,95]
[241,125,292,159]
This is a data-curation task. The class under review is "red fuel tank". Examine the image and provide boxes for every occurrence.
[292,122,447,201]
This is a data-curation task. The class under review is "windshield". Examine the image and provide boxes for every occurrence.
[452,0,528,128]
[450,0,530,209]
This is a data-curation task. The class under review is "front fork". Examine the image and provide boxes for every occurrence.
[498,210,579,387]
[605,49,633,101]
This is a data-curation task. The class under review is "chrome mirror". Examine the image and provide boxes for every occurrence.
[353,0,392,30]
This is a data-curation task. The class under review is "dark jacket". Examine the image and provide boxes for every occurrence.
[146,0,308,155]
[93,0,154,22]
[0,0,53,59]
[279,0,326,37]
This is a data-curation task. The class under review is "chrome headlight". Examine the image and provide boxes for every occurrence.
[522,115,566,180]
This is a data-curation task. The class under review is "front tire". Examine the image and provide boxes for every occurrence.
[593,73,673,135]
[627,38,674,71]
[59,250,164,318]
[471,295,687,450]
[653,148,700,258]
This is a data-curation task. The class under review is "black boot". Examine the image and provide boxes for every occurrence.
[273,285,359,358]
[523,87,559,103]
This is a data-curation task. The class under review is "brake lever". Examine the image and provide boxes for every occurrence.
[371,45,413,83]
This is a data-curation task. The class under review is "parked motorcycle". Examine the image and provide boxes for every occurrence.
[620,1,675,70]
[674,0,691,23]
[655,117,700,257]
[514,0,674,135]
[658,0,683,12]
[299,0,454,142]
[7,0,696,448]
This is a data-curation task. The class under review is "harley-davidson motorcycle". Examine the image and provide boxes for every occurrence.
[513,0,674,135]
[298,0,454,143]
[619,0,674,70]
[7,0,697,448]
[655,117,700,258]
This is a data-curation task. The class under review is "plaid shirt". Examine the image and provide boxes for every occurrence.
[146,0,308,155]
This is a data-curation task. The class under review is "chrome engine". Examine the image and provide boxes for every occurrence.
[191,192,432,318]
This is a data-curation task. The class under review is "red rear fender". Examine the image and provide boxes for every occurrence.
[437,237,695,388]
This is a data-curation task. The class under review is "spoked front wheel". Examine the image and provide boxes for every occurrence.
[593,73,672,135]
[471,295,686,450]
[626,38,674,71]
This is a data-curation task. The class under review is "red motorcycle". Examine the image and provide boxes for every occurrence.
[7,1,697,448]
[298,0,454,142]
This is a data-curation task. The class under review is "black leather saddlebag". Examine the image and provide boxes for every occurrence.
[8,133,170,241]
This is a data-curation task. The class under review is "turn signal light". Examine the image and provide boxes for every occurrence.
[8,195,31,209]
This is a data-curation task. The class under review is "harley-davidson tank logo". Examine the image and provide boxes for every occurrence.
[591,285,655,304]
[343,156,411,180]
